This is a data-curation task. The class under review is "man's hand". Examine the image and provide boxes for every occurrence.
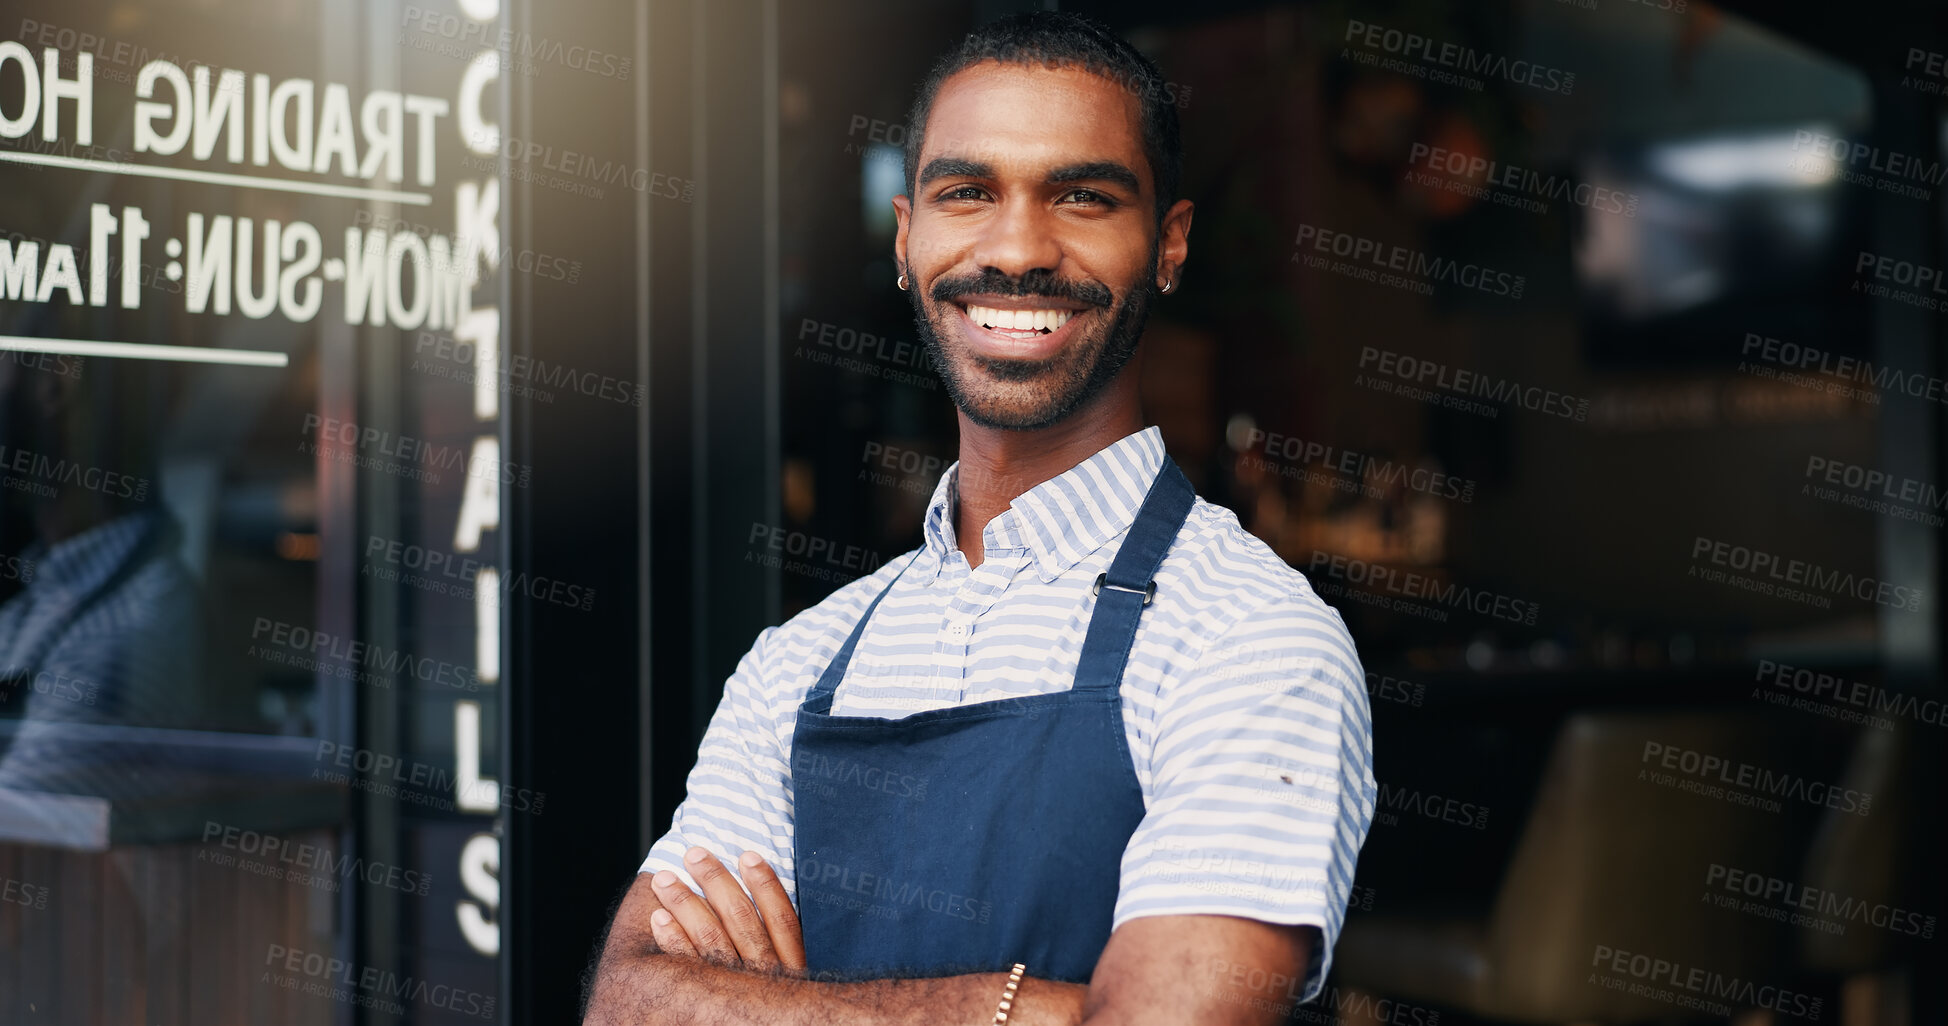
[585,861,1087,1026]
[647,846,807,977]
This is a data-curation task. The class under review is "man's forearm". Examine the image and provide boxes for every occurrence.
[585,950,1086,1026]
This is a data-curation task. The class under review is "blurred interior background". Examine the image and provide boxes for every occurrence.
[0,0,1941,1023]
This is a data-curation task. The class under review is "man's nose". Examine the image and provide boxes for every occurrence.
[968,200,1062,282]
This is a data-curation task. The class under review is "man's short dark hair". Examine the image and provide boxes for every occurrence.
[902,10,1184,224]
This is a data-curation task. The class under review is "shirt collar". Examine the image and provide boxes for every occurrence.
[919,426,1168,584]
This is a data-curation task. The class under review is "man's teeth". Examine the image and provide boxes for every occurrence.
[963,303,1075,333]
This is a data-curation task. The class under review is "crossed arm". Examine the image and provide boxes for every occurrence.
[580,846,1317,1026]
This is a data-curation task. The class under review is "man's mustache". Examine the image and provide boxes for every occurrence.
[929,270,1113,309]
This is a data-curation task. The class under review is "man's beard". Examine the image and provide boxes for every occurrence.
[910,245,1159,431]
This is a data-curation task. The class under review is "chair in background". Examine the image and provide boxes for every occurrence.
[1334,707,1858,1023]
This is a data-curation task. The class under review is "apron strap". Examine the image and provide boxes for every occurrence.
[1073,457,1195,694]
[804,454,1194,710]
[803,551,922,713]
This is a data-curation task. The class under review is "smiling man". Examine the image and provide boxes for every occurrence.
[583,12,1374,1025]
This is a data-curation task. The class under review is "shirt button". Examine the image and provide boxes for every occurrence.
[946,623,970,640]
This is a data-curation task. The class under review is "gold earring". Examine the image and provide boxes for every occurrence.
[897,274,909,291]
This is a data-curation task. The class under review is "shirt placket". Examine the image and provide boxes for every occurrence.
[938,536,1027,701]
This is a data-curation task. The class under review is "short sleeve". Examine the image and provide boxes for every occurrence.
[639,625,800,903]
[1111,588,1376,1004]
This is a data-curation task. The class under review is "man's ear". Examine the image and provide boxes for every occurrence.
[1157,198,1193,289]
[892,193,913,282]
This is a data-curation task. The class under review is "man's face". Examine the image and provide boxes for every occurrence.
[897,62,1161,431]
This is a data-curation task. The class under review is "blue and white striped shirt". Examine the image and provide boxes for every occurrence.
[642,426,1375,1001]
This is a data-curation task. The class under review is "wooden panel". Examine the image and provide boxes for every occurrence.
[0,828,337,1025]
[15,844,56,1022]
[148,843,190,1026]
[0,843,20,1016]
[100,849,144,1025]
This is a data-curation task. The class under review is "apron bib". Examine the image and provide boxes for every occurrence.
[790,457,1194,983]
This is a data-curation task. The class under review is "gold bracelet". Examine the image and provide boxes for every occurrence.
[990,963,1026,1024]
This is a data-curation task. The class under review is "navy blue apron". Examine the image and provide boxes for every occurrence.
[791,456,1195,984]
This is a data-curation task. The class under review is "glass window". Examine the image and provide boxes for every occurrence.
[1,3,505,1020]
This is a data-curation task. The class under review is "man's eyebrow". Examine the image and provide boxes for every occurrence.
[916,156,1143,195]
[1046,161,1141,194]
[917,157,992,188]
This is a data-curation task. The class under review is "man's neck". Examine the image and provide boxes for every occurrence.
[951,383,1145,570]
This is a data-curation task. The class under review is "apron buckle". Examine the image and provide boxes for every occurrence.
[1092,572,1156,606]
